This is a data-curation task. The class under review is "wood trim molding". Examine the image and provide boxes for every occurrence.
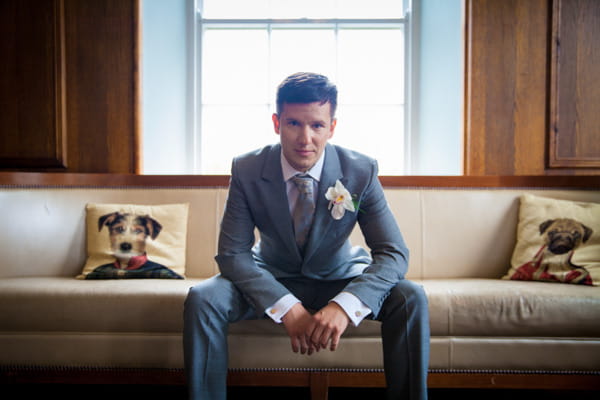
[0,172,231,188]
[377,175,600,188]
[0,172,599,189]
[52,0,68,169]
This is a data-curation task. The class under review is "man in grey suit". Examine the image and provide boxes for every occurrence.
[184,72,429,399]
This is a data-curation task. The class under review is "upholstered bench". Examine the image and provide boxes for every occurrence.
[1,173,599,398]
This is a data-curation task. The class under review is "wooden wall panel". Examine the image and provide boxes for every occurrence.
[465,0,549,175]
[0,0,67,169]
[549,0,600,168]
[0,0,140,173]
[63,0,140,173]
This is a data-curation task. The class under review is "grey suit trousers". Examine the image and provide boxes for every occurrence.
[183,275,430,400]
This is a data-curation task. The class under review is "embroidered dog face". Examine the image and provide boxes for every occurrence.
[539,218,593,255]
[98,212,162,260]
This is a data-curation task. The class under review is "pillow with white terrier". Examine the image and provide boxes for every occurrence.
[78,203,189,279]
[503,194,599,286]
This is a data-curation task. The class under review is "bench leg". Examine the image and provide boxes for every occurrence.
[310,372,329,400]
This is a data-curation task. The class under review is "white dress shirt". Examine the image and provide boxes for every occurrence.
[263,151,372,327]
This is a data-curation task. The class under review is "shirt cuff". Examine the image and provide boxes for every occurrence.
[265,293,300,323]
[331,291,372,327]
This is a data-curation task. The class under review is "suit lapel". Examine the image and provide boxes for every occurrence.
[303,144,343,262]
[257,145,301,259]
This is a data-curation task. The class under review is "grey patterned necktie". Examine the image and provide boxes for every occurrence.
[291,174,315,250]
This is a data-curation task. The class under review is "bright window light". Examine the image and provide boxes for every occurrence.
[197,0,408,175]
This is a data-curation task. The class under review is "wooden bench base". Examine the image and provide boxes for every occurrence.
[2,367,599,400]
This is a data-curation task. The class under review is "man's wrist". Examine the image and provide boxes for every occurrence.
[331,291,372,326]
[265,293,300,323]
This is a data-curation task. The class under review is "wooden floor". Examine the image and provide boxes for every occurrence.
[13,385,600,400]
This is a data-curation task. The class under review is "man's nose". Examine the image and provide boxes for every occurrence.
[298,125,311,143]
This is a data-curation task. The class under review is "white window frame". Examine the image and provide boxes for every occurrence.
[187,0,417,175]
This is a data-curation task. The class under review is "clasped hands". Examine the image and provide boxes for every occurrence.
[281,302,350,355]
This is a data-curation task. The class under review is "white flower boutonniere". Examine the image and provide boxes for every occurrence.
[325,180,356,220]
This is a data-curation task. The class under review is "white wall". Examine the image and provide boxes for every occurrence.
[142,0,191,174]
[413,0,463,175]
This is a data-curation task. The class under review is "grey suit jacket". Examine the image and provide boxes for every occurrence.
[215,143,409,318]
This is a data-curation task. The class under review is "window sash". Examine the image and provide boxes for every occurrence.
[193,5,411,175]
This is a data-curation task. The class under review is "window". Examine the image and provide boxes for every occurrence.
[195,0,410,175]
[141,0,463,176]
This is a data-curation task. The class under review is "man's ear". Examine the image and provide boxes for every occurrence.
[328,118,337,139]
[272,113,281,135]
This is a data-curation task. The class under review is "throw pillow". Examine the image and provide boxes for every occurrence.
[77,203,189,279]
[503,194,599,286]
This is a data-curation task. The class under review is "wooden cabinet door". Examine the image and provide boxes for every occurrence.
[549,0,600,169]
[0,0,140,173]
[0,0,67,169]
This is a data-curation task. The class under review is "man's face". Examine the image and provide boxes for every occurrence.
[272,102,336,173]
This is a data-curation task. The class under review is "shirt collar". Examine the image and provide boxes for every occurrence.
[281,148,325,183]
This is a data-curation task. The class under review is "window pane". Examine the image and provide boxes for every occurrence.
[338,28,404,105]
[269,28,337,91]
[336,0,405,19]
[202,29,269,104]
[269,0,336,19]
[203,0,269,19]
[201,105,274,174]
[333,105,404,175]
[202,0,405,19]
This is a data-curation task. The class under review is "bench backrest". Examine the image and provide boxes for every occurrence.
[1,176,598,280]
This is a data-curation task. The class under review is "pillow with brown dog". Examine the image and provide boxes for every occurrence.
[503,194,599,286]
[77,203,189,279]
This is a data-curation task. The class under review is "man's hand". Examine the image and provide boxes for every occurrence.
[281,302,351,354]
[310,302,350,352]
[281,303,317,355]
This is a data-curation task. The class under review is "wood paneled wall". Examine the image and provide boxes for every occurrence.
[0,0,140,173]
[465,0,600,175]
[1,0,598,175]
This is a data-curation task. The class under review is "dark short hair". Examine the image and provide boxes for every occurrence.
[276,72,338,118]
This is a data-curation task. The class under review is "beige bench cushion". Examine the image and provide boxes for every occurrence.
[1,277,598,338]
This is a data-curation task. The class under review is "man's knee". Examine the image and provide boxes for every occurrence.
[400,280,428,308]
[384,280,429,316]
[185,284,211,310]
[185,275,235,316]
[185,275,257,325]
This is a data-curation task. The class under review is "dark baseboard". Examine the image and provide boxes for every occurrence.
[10,384,600,400]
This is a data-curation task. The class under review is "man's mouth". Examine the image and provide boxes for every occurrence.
[296,149,314,157]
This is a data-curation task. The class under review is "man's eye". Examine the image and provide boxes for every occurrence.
[312,123,324,129]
